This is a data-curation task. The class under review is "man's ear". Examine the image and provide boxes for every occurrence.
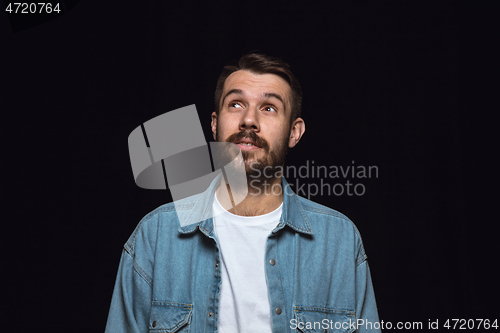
[211,112,217,140]
[288,117,305,148]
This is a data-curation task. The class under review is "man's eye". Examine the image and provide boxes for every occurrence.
[263,106,277,112]
[229,102,243,108]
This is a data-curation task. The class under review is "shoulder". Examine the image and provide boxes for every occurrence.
[124,193,202,256]
[299,197,359,232]
[296,196,367,262]
[298,196,351,222]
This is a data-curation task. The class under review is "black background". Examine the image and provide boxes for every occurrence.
[2,1,497,332]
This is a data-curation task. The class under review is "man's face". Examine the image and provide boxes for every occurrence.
[211,70,295,180]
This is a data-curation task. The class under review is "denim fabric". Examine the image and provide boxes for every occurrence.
[105,177,380,333]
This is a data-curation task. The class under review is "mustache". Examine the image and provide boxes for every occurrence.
[225,130,269,151]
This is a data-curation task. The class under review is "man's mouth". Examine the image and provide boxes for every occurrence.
[234,138,262,150]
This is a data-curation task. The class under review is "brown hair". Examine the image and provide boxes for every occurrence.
[214,53,302,124]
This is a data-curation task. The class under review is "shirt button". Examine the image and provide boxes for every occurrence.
[152,321,157,327]
[269,259,276,266]
[215,262,219,268]
[275,307,282,315]
[208,311,214,317]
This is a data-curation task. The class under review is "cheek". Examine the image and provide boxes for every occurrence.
[217,118,239,136]
[264,123,289,139]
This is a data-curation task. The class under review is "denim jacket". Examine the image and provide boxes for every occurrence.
[105,177,380,333]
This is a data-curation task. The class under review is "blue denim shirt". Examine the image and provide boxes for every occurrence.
[105,177,380,333]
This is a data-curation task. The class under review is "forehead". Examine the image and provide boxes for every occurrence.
[223,70,291,104]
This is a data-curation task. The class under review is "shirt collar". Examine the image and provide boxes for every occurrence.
[177,175,314,236]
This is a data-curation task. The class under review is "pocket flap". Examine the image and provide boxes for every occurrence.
[294,306,356,333]
[150,302,192,332]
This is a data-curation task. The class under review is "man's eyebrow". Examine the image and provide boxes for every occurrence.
[222,89,244,104]
[263,92,285,107]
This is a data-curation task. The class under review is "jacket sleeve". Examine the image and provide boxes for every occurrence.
[105,220,156,333]
[354,257,381,333]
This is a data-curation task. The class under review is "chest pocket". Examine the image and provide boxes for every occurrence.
[149,302,192,333]
[294,306,356,333]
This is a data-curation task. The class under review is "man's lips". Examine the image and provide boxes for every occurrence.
[233,138,262,150]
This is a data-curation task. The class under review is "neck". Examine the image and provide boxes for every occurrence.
[216,175,283,217]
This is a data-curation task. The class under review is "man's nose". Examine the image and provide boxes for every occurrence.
[239,105,260,131]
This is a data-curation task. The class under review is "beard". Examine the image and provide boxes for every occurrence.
[216,126,290,189]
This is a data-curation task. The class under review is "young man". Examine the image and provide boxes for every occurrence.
[105,53,380,332]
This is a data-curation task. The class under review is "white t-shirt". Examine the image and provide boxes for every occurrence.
[213,194,283,333]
